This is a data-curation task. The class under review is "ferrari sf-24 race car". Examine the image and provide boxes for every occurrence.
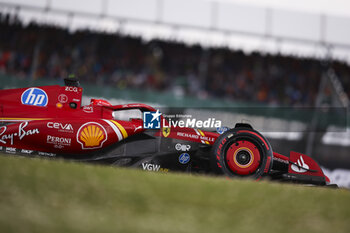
[0,79,332,186]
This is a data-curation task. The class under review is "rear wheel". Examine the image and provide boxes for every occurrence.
[211,125,273,179]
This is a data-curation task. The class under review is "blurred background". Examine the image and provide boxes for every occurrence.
[0,0,349,187]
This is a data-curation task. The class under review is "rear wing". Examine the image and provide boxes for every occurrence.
[0,85,83,121]
[104,103,157,112]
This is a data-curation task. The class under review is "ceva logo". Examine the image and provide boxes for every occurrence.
[143,110,162,129]
[21,88,48,107]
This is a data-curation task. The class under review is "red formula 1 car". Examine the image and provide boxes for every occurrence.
[0,79,332,186]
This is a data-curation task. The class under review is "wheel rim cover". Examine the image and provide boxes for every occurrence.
[225,140,261,175]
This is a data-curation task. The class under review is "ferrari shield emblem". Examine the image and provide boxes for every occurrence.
[162,127,170,137]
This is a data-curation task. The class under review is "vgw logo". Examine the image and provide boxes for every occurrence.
[143,110,162,129]
[21,88,48,107]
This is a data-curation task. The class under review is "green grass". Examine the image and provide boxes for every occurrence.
[0,155,349,233]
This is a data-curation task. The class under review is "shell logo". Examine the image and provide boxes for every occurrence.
[77,122,107,149]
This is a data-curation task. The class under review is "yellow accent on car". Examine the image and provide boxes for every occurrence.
[111,120,128,139]
[198,129,205,136]
[0,117,49,121]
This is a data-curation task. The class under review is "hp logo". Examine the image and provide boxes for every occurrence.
[21,88,48,107]
[179,153,190,164]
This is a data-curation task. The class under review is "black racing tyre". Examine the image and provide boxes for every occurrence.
[211,126,273,179]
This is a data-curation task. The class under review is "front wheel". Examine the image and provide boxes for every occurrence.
[211,126,273,179]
